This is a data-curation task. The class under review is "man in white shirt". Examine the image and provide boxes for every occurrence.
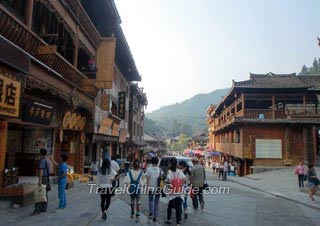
[146,157,162,222]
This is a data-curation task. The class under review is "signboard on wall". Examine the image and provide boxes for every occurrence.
[98,117,113,135]
[0,73,21,117]
[119,129,127,143]
[255,139,282,159]
[22,101,53,125]
[118,92,126,119]
[112,123,120,137]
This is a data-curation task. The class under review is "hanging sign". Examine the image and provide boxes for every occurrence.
[118,92,126,119]
[98,117,113,135]
[62,111,86,131]
[0,74,21,117]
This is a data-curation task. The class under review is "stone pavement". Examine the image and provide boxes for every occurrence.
[206,166,320,210]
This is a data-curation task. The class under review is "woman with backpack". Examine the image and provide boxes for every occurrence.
[307,163,319,203]
[178,160,191,220]
[124,159,146,222]
[97,159,117,221]
[164,158,187,226]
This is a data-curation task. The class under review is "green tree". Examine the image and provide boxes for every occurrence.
[311,58,319,74]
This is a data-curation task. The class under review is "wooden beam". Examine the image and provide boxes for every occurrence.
[24,0,34,28]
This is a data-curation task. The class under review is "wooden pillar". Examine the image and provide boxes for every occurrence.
[24,0,34,28]
[303,127,309,164]
[272,95,275,119]
[0,121,8,195]
[241,94,245,113]
[303,95,306,114]
[73,27,79,68]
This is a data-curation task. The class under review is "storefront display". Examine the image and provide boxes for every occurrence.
[23,128,53,154]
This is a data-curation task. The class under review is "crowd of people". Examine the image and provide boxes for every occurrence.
[30,148,319,226]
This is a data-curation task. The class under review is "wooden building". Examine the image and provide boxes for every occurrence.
[0,0,147,200]
[0,0,99,196]
[207,73,320,176]
[128,83,147,161]
[188,134,209,150]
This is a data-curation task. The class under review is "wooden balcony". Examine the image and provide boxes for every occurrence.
[0,5,86,88]
[216,143,243,158]
[63,0,100,48]
[0,5,45,54]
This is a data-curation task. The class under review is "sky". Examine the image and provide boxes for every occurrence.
[115,0,320,112]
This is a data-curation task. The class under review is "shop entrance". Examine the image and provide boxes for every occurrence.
[6,123,53,177]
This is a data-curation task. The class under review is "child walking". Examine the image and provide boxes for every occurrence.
[124,159,146,222]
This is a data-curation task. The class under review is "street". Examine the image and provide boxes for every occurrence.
[1,171,320,226]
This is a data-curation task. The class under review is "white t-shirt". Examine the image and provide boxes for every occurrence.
[165,169,186,201]
[111,160,120,172]
[97,169,117,188]
[146,166,162,188]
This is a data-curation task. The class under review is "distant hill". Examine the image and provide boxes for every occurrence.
[145,88,229,137]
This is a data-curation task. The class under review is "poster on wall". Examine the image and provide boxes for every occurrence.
[23,128,53,154]
[255,139,282,159]
[7,130,22,153]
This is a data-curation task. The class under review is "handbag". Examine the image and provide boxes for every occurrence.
[34,184,47,203]
[315,178,320,186]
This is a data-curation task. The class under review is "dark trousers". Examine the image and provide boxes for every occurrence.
[100,188,112,212]
[298,174,304,188]
[218,169,223,179]
[192,187,204,209]
[167,197,183,224]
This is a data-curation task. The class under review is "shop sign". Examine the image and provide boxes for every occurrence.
[62,111,86,131]
[119,129,127,143]
[112,123,120,137]
[0,73,21,117]
[22,101,53,125]
[98,117,112,135]
[118,92,126,119]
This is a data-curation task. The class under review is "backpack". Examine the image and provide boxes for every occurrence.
[128,170,143,196]
[171,171,183,194]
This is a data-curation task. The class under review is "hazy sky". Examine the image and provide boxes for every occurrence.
[115,0,320,112]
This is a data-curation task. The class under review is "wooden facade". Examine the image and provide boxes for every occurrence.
[207,73,320,175]
[0,0,147,199]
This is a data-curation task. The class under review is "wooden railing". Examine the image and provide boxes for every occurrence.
[62,0,100,48]
[0,5,87,88]
[216,143,243,158]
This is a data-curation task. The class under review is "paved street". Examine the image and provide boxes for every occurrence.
[1,170,320,226]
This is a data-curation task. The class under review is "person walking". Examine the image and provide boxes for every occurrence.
[111,156,120,187]
[294,160,306,189]
[222,159,229,181]
[190,157,205,210]
[146,157,162,222]
[164,157,187,226]
[31,148,51,216]
[218,161,224,180]
[178,160,191,219]
[97,159,117,221]
[90,160,98,176]
[124,159,146,222]
[307,163,319,203]
[53,153,68,212]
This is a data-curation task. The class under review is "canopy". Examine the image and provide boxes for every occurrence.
[193,150,202,155]
[207,151,222,156]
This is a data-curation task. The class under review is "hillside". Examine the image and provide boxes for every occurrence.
[145,88,229,137]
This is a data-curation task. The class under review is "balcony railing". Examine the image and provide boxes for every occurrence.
[0,5,86,88]
[62,0,100,48]
[216,143,243,158]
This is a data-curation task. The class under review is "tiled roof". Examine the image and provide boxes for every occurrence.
[233,73,320,89]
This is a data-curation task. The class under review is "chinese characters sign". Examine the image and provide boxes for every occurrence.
[118,92,126,119]
[98,117,113,135]
[0,74,21,117]
[22,101,53,125]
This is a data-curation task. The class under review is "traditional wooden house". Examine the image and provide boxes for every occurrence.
[207,73,320,176]
[188,134,209,150]
[81,1,143,162]
[128,83,147,161]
